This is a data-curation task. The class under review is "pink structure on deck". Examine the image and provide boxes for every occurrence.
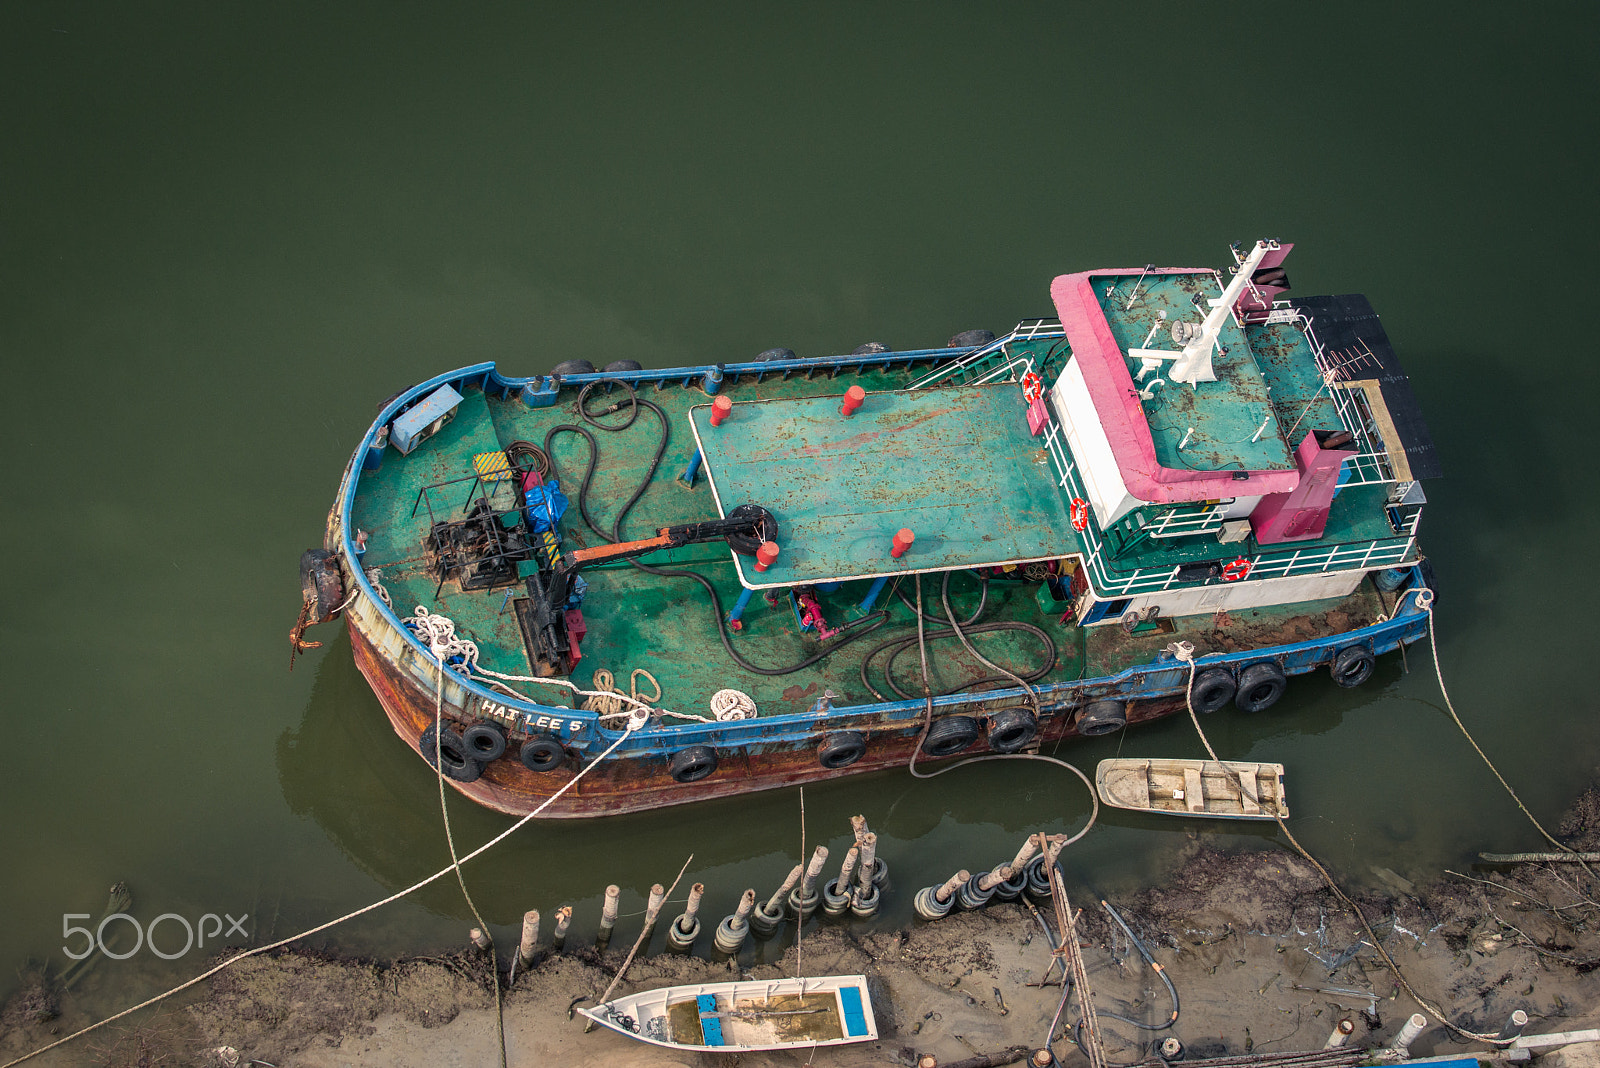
[1250,430,1357,544]
[1049,270,1300,504]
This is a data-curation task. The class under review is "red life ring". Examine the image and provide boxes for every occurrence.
[1021,371,1044,403]
[1070,498,1089,531]
[1222,557,1252,582]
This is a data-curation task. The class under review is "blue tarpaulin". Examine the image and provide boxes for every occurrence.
[525,480,568,533]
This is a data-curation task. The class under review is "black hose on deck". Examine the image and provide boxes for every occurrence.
[547,377,891,677]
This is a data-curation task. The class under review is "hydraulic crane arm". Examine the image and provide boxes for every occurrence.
[545,504,777,608]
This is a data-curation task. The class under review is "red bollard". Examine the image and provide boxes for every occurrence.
[711,395,733,426]
[755,542,780,572]
[841,385,865,417]
[891,528,915,558]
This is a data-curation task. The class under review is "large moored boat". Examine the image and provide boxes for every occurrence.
[298,239,1439,818]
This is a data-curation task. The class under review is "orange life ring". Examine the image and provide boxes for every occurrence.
[1070,498,1089,531]
[1021,371,1044,403]
[1222,557,1252,582]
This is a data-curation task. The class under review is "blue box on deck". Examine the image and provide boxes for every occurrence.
[390,384,464,454]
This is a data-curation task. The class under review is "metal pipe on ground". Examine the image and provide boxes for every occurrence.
[1324,1019,1355,1049]
[789,846,830,918]
[469,927,491,951]
[668,883,705,951]
[714,889,758,954]
[517,909,540,967]
[595,884,621,951]
[1495,1010,1529,1044]
[752,864,803,937]
[1387,1014,1428,1056]
[914,870,971,921]
[822,845,860,916]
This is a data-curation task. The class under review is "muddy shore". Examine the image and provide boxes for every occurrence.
[6,789,1600,1068]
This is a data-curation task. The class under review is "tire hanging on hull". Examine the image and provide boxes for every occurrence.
[420,724,484,783]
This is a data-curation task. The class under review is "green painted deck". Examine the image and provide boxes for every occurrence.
[1096,271,1294,473]
[689,383,1075,588]
[346,359,1394,721]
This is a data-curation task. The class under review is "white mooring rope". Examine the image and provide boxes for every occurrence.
[1168,585,1539,1044]
[1,661,640,1068]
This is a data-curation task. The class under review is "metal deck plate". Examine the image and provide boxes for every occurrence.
[689,383,1075,588]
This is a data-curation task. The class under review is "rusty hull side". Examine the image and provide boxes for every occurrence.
[345,611,1154,819]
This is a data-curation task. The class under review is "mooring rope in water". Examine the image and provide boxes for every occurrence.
[1170,628,1508,1045]
[905,573,1101,846]
[432,661,508,1068]
[1412,591,1598,882]
[0,715,640,1067]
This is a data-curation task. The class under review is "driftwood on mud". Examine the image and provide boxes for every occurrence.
[922,1046,1030,1068]
[1478,851,1600,863]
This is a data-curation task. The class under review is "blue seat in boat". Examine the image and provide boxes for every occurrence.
[838,984,868,1037]
[697,994,724,1046]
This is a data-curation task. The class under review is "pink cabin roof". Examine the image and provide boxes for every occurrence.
[1049,270,1301,504]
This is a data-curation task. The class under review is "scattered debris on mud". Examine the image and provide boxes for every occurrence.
[5,782,1600,1067]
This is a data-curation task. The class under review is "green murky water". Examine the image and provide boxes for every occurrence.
[3,2,1598,1051]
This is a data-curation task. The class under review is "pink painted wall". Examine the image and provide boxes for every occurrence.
[1250,430,1356,544]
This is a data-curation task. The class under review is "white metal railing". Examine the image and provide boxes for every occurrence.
[922,303,1422,599]
[1038,392,1419,598]
[907,318,1064,390]
[1145,501,1227,539]
[1327,382,1398,486]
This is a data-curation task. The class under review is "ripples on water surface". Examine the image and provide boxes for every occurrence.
[2,1,1597,1040]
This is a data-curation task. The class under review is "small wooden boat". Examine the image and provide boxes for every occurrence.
[578,973,878,1052]
[1096,758,1288,820]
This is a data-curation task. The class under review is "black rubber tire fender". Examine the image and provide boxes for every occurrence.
[299,548,345,624]
[461,722,507,762]
[602,359,643,372]
[1189,667,1237,714]
[519,736,565,773]
[550,359,596,376]
[1075,700,1127,736]
[1330,645,1376,688]
[817,731,868,770]
[920,715,980,757]
[754,347,796,362]
[419,724,484,784]
[851,342,890,355]
[1234,661,1288,712]
[947,329,995,348]
[985,707,1038,753]
[669,745,718,783]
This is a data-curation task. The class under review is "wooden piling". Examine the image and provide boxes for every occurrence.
[596,884,621,951]
[854,833,877,900]
[552,906,571,952]
[517,909,540,966]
